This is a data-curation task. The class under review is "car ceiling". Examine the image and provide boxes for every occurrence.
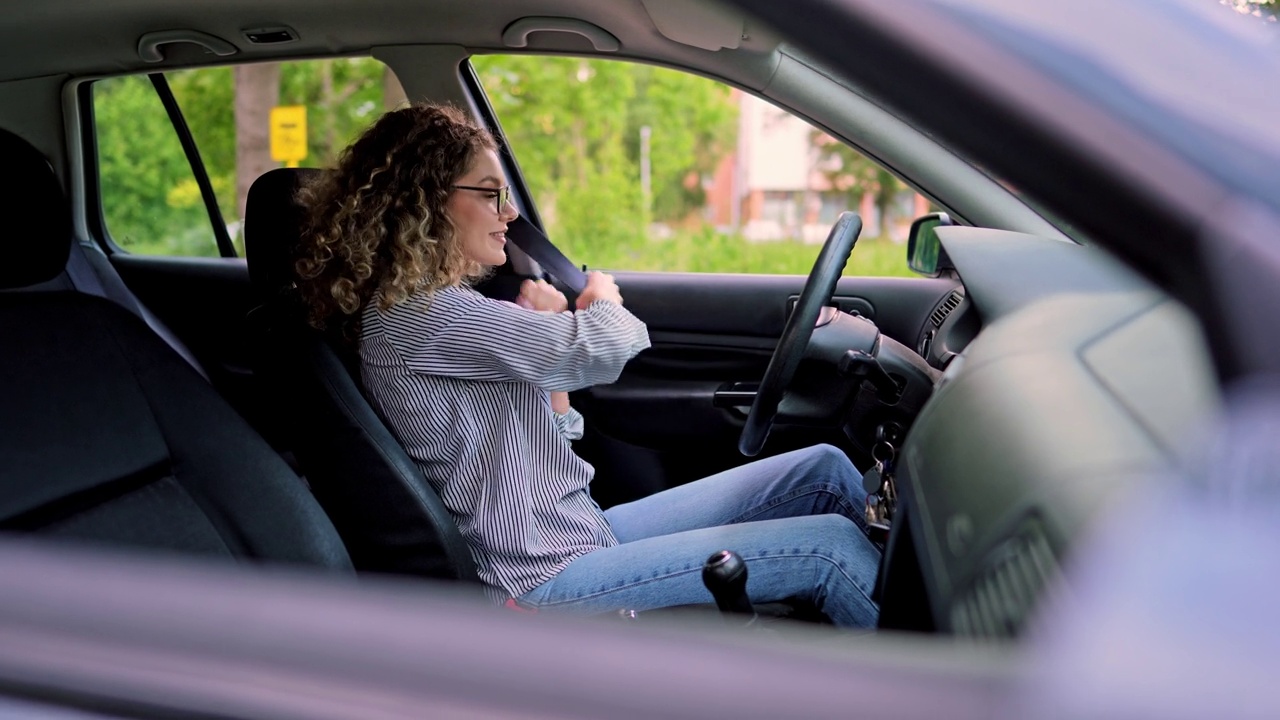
[0,0,786,89]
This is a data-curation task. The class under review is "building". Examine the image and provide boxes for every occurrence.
[705,92,931,243]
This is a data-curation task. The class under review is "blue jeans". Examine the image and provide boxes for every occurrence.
[518,444,881,628]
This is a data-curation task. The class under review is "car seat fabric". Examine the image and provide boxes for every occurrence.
[0,129,353,570]
[64,237,209,380]
[244,168,479,583]
[0,128,207,380]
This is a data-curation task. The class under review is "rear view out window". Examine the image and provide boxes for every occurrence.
[93,59,405,257]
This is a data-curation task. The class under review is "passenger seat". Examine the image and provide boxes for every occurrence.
[7,133,206,380]
[0,126,353,571]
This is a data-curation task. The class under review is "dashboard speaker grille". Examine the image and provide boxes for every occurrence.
[949,518,1056,638]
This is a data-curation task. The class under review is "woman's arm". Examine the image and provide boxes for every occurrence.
[377,280,650,391]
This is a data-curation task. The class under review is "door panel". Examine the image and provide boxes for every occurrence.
[574,271,961,508]
[616,272,960,343]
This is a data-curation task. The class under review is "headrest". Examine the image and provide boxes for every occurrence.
[0,129,72,288]
[245,167,322,304]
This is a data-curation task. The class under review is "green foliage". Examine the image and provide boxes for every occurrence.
[474,55,909,277]
[278,58,388,166]
[812,129,910,232]
[473,55,739,250]
[558,227,915,278]
[169,66,236,225]
[95,58,389,257]
[625,65,738,221]
[95,75,221,256]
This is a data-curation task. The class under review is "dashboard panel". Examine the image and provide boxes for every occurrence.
[893,227,1221,637]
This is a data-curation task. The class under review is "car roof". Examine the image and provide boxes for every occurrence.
[0,0,787,92]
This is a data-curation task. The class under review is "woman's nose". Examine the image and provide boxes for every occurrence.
[500,197,519,221]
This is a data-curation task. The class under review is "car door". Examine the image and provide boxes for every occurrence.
[469,55,961,507]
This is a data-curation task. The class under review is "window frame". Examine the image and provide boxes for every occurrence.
[84,71,237,259]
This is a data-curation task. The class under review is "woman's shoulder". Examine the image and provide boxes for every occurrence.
[366,285,504,334]
[368,285,475,315]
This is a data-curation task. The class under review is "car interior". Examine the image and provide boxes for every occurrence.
[0,0,1225,645]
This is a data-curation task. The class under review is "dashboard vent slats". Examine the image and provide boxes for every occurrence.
[929,291,963,327]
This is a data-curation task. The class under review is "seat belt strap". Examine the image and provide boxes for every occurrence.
[506,215,587,294]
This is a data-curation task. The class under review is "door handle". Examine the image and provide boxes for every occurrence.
[786,295,875,319]
[713,382,758,408]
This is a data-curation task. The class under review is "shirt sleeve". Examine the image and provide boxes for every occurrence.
[553,405,585,441]
[378,287,651,392]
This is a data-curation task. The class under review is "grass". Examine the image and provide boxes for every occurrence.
[118,225,919,280]
[558,228,919,279]
[112,224,244,258]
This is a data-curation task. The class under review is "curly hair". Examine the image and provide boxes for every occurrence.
[294,103,497,333]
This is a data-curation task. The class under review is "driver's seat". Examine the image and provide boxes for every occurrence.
[244,168,478,584]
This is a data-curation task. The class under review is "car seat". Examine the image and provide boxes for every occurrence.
[244,168,479,583]
[0,128,352,570]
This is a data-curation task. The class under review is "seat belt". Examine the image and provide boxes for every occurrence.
[505,215,588,295]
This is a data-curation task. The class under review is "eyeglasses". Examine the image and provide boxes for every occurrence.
[451,184,512,214]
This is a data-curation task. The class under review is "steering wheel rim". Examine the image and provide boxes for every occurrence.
[738,211,863,457]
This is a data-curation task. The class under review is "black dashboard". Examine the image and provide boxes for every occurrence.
[886,227,1221,637]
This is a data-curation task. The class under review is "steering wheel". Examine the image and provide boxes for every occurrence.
[739,212,863,457]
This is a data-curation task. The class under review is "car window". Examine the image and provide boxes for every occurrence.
[92,59,405,257]
[471,55,933,277]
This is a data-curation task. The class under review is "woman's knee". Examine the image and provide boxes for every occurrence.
[799,443,860,485]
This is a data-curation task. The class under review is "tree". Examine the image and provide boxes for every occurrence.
[812,130,909,238]
[95,75,217,255]
[1222,0,1279,19]
[234,64,280,222]
[95,59,402,256]
[625,65,738,223]
[472,56,738,257]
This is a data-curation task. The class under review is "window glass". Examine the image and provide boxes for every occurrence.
[472,55,930,277]
[94,59,404,256]
[94,75,219,256]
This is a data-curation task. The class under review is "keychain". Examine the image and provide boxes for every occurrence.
[863,441,898,546]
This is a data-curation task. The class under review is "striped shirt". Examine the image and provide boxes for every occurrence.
[358,285,651,600]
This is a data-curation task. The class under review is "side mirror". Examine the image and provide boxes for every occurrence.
[907,212,955,277]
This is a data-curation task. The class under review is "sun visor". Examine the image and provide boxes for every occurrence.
[641,0,744,51]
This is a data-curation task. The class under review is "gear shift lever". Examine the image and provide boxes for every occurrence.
[702,550,757,621]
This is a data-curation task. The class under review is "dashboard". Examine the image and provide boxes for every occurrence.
[887,227,1221,637]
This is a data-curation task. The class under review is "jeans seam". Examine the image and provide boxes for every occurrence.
[529,564,705,606]
[728,485,859,525]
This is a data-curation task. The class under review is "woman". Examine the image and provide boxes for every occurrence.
[295,103,881,627]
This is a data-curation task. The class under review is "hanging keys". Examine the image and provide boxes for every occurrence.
[861,463,882,497]
[863,441,898,544]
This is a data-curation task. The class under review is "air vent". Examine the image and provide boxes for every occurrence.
[929,291,963,327]
[949,519,1056,638]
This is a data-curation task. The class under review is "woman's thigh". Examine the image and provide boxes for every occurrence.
[604,444,866,543]
[520,514,880,628]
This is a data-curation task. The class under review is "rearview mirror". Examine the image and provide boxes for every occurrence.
[907,212,955,277]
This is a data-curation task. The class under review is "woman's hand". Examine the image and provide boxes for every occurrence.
[550,391,570,414]
[575,271,623,309]
[517,278,569,313]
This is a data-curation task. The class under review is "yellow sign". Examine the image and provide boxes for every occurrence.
[269,105,308,166]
